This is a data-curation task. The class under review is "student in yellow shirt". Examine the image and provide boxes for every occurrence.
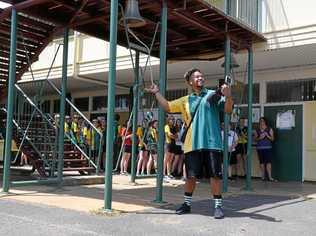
[164,115,177,180]
[146,120,158,175]
[71,114,80,143]
[136,124,148,176]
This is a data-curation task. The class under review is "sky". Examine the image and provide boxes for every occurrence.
[0,1,11,9]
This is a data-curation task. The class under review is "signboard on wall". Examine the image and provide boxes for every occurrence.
[276,110,296,130]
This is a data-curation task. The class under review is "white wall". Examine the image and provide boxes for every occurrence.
[262,0,316,49]
[262,0,316,33]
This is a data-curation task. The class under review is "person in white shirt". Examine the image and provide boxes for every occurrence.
[221,123,238,180]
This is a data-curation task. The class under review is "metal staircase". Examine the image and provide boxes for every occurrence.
[0,5,103,178]
[0,82,101,178]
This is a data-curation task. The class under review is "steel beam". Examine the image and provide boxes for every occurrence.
[57,28,69,183]
[223,34,231,193]
[131,51,140,183]
[104,0,118,211]
[245,46,254,190]
[2,9,17,193]
[155,0,167,203]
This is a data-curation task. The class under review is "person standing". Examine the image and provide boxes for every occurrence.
[146,120,158,175]
[146,68,233,219]
[221,123,238,180]
[235,118,248,177]
[255,117,275,181]
[164,115,177,180]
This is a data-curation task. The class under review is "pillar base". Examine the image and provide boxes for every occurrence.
[152,199,167,204]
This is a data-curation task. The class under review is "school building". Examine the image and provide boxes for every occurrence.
[1,0,316,182]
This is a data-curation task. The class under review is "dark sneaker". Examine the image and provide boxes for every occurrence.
[175,203,191,215]
[214,207,224,219]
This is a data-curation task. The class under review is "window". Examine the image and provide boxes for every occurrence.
[141,92,157,109]
[203,0,261,31]
[115,95,130,109]
[74,97,89,111]
[140,89,188,109]
[92,96,107,111]
[232,83,260,104]
[165,89,188,101]
[53,99,71,114]
[40,100,50,113]
[267,79,316,103]
[53,99,60,113]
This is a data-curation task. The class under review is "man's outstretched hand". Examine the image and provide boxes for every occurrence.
[221,83,231,98]
[145,84,159,94]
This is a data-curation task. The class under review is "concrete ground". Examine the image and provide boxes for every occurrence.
[1,173,316,236]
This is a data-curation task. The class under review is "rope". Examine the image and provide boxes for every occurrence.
[112,4,160,172]
[225,56,249,176]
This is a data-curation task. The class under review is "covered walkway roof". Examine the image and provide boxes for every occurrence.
[0,0,265,98]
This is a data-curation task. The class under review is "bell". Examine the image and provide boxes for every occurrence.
[122,0,146,28]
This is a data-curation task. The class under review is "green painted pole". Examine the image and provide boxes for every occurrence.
[104,0,118,211]
[57,28,69,183]
[155,0,167,203]
[131,51,140,183]
[223,35,231,193]
[245,46,254,190]
[2,9,17,193]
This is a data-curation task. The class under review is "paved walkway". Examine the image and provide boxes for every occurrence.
[1,175,316,235]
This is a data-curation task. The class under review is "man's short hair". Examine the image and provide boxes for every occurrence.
[184,68,201,82]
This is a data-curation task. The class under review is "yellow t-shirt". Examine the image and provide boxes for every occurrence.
[136,126,144,147]
[64,122,70,133]
[83,127,91,145]
[71,122,79,133]
[164,124,173,144]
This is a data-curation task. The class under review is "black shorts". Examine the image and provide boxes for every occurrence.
[174,145,183,155]
[166,143,177,154]
[148,144,157,155]
[184,150,223,179]
[229,151,237,165]
[124,145,132,154]
[257,148,272,164]
[235,143,247,155]
[139,146,147,152]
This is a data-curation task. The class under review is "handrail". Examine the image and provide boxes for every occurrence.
[45,79,103,137]
[15,84,98,170]
[0,107,44,164]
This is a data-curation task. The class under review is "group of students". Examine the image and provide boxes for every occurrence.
[119,114,189,181]
[59,114,107,169]
[58,112,275,182]
[119,118,159,175]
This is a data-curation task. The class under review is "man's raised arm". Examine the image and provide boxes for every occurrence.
[145,84,170,113]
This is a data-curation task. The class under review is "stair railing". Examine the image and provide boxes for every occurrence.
[15,84,101,173]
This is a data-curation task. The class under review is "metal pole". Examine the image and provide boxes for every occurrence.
[104,0,118,211]
[256,0,262,32]
[155,0,167,203]
[223,34,231,193]
[225,0,231,15]
[2,9,17,193]
[131,51,140,183]
[245,46,254,190]
[57,28,69,183]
